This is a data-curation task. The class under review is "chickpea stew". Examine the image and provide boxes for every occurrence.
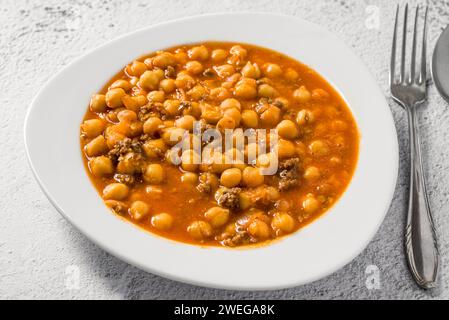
[80,42,359,247]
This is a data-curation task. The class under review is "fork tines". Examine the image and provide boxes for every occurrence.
[390,4,428,87]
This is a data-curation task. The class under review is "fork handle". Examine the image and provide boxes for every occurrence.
[405,106,439,289]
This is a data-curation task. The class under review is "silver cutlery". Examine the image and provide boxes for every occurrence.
[390,4,439,289]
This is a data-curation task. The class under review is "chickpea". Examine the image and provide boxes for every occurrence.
[174,49,188,64]
[312,88,330,101]
[175,72,195,89]
[175,115,196,131]
[129,201,150,221]
[256,152,277,169]
[116,156,140,174]
[220,98,241,111]
[103,183,129,200]
[90,94,107,113]
[276,120,299,139]
[220,168,242,188]
[161,127,186,146]
[199,172,219,191]
[302,194,320,214]
[200,104,222,124]
[121,95,139,112]
[152,52,177,69]
[309,140,330,156]
[165,147,181,165]
[204,207,229,228]
[128,60,147,77]
[183,101,202,118]
[151,213,174,230]
[248,219,270,239]
[304,166,320,180]
[271,213,295,233]
[109,79,132,92]
[105,88,126,109]
[293,86,311,103]
[330,156,342,166]
[117,109,137,122]
[104,126,126,148]
[258,84,278,98]
[181,133,201,150]
[244,142,261,161]
[143,164,165,184]
[223,108,241,126]
[276,139,296,159]
[217,116,236,132]
[226,147,244,162]
[331,120,348,131]
[147,90,165,103]
[143,117,163,136]
[210,87,231,101]
[181,149,200,172]
[89,156,113,177]
[188,46,209,61]
[85,135,108,157]
[276,199,291,212]
[187,220,212,239]
[81,119,105,138]
[211,49,227,62]
[263,63,282,78]
[235,192,250,210]
[215,64,235,78]
[241,61,261,79]
[260,105,281,126]
[210,152,232,174]
[241,110,259,128]
[284,68,299,81]
[105,200,128,214]
[185,61,203,75]
[163,99,181,116]
[159,79,176,93]
[242,167,264,187]
[187,85,207,101]
[296,109,315,126]
[230,45,247,59]
[234,83,257,99]
[142,139,166,159]
[139,70,161,91]
[181,172,198,184]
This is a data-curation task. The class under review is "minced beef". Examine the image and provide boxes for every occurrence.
[278,157,301,191]
[197,172,216,194]
[114,173,136,185]
[108,138,142,162]
[217,188,241,210]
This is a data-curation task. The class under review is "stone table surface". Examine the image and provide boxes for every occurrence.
[1,0,448,300]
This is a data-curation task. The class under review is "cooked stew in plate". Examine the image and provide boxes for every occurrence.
[80,42,359,247]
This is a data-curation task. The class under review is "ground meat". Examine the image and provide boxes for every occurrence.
[221,230,250,247]
[108,138,142,160]
[217,188,241,210]
[114,173,136,185]
[138,102,163,121]
[197,172,216,194]
[277,157,301,191]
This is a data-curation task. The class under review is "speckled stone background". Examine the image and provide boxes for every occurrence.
[1,0,448,300]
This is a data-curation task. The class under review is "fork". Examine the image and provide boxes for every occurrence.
[390,4,439,289]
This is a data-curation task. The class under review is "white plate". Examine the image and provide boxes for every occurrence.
[24,13,398,290]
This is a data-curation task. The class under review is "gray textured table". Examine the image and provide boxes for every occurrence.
[1,0,448,299]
